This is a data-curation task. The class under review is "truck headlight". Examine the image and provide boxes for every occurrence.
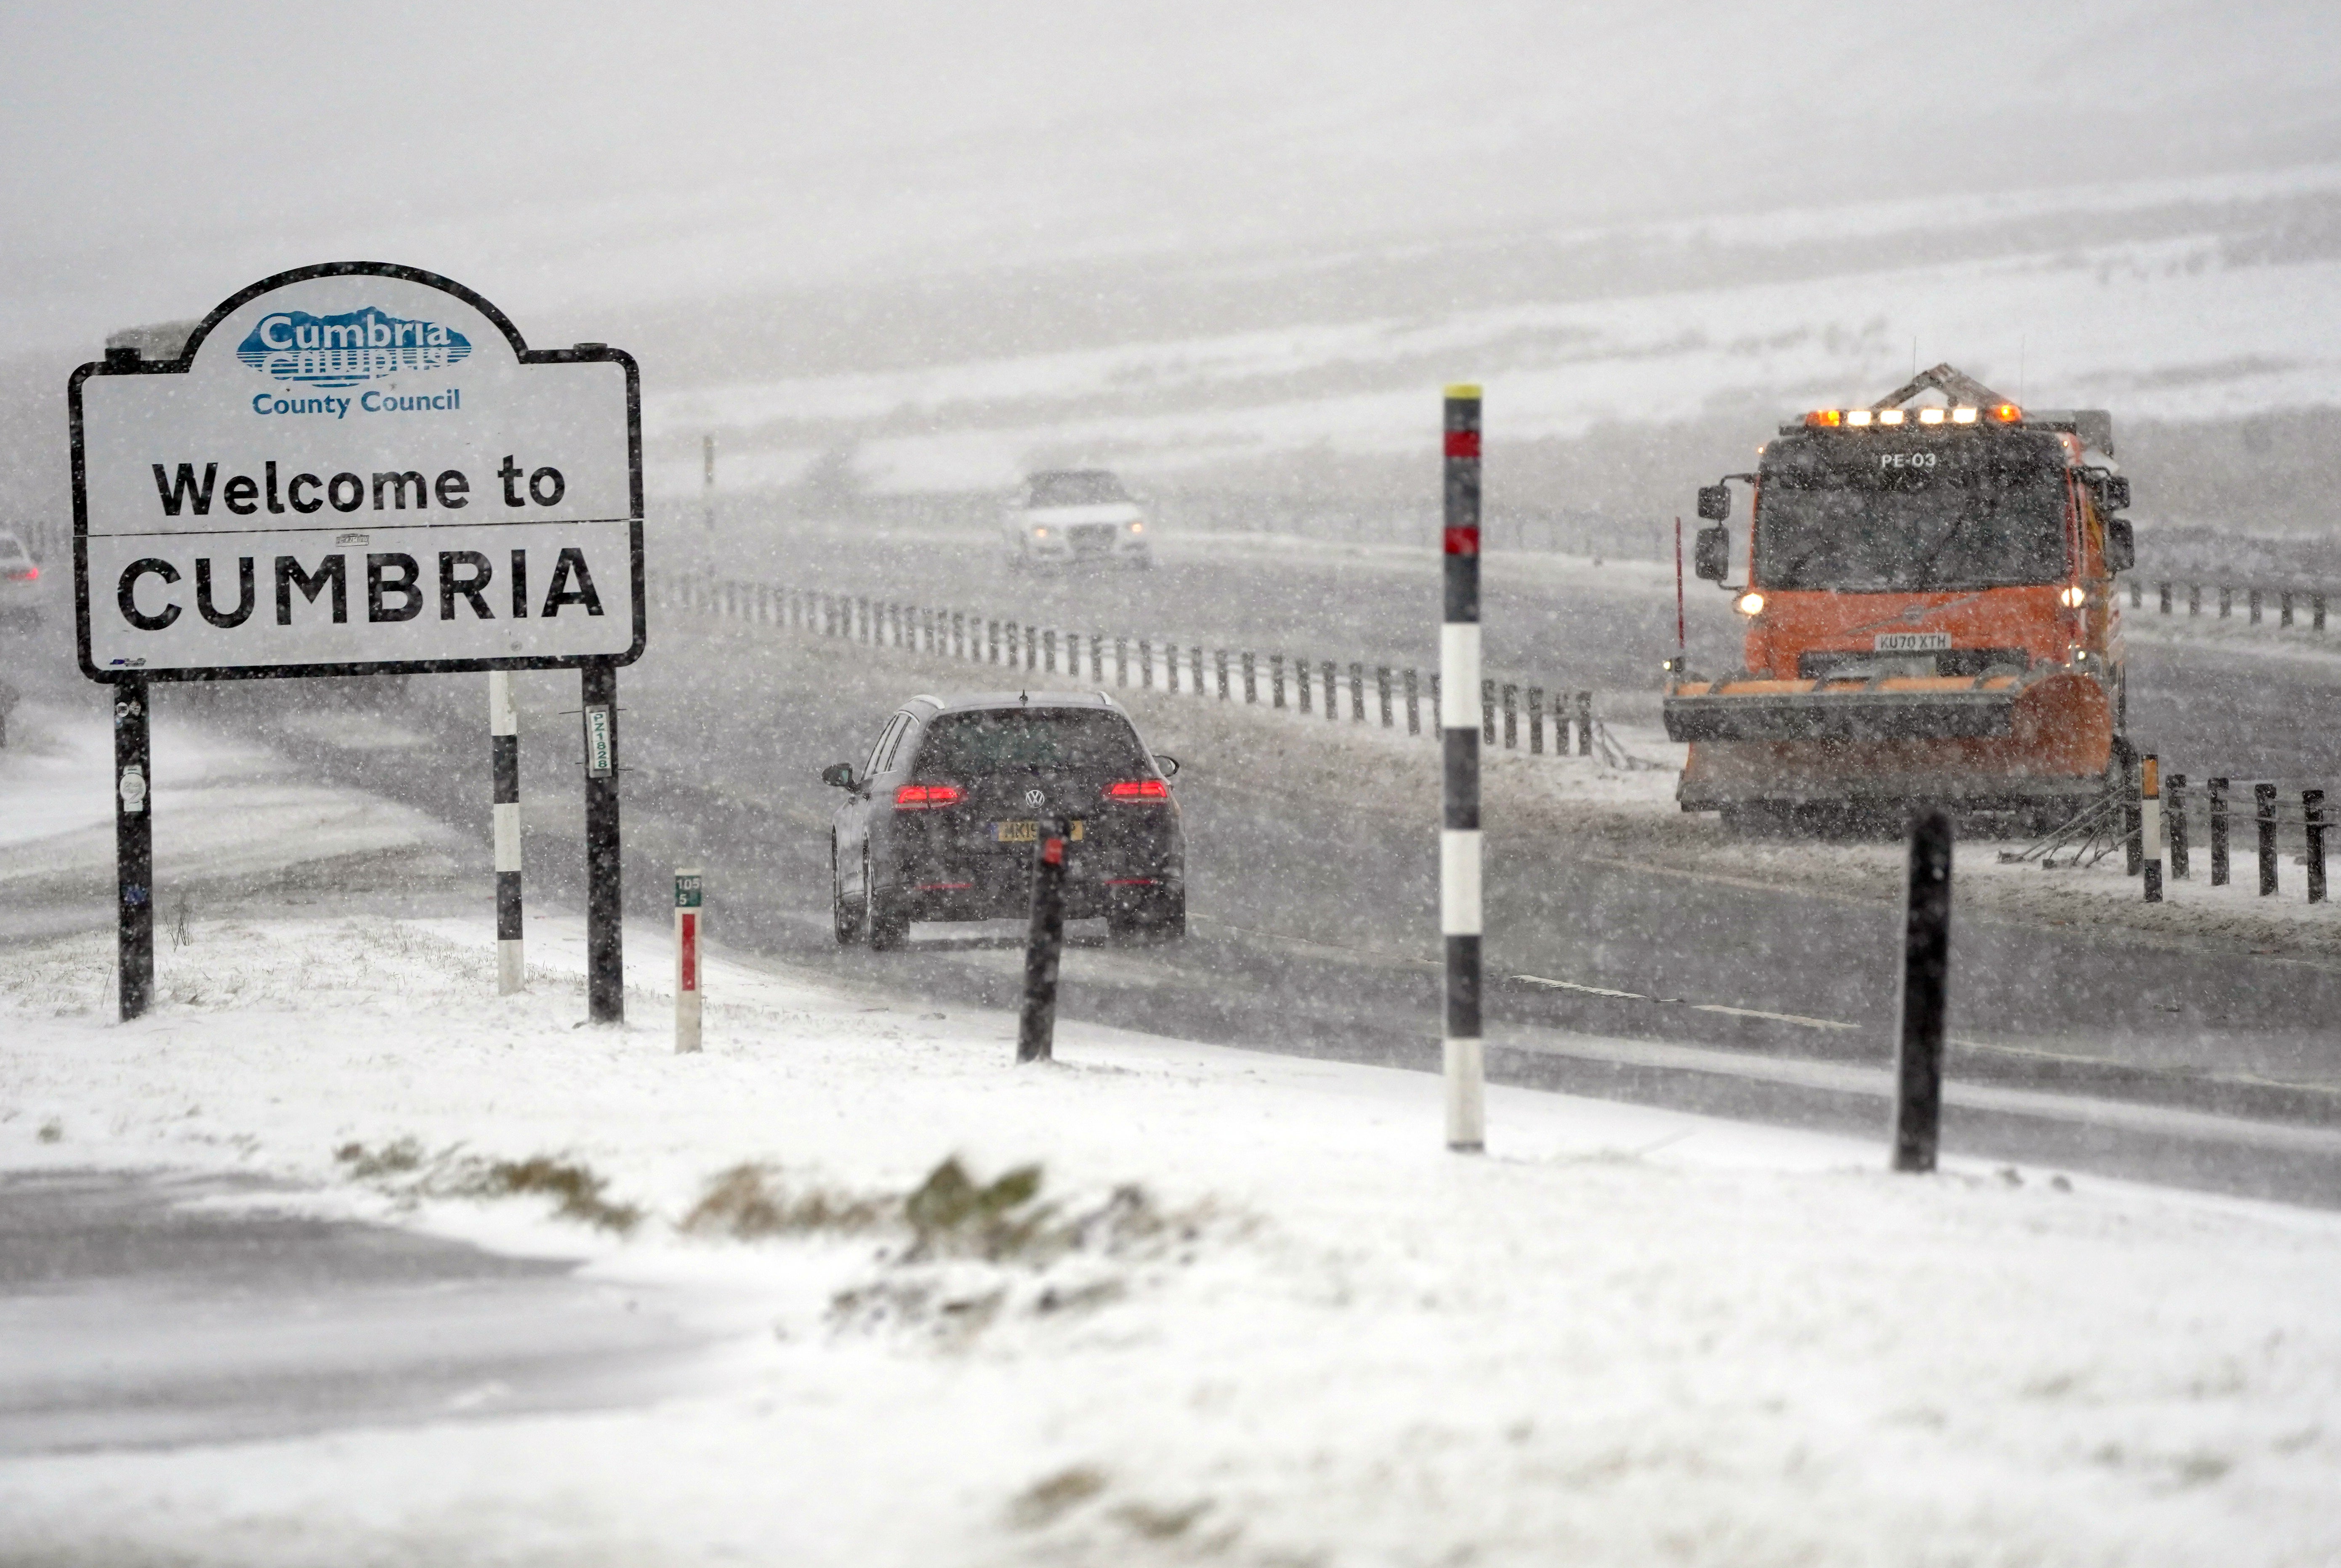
[1734,592,1765,617]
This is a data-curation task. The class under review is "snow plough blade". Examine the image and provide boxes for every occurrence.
[1662,673,2025,743]
[1667,666,2116,816]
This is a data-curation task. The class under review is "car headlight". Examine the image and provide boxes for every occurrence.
[1129,521,1145,533]
[1032,527,1049,539]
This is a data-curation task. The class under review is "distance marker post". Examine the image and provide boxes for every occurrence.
[674,867,703,1054]
[1017,821,1069,1065]
[1441,384,1485,1152]
[1891,810,1954,1173]
[490,671,524,992]
[2140,754,2163,903]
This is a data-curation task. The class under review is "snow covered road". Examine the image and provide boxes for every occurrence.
[0,1168,712,1456]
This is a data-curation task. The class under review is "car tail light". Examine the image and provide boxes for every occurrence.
[5,566,35,582]
[1104,779,1169,802]
[894,783,962,810]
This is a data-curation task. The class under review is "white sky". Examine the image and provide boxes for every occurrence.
[4,1,2339,352]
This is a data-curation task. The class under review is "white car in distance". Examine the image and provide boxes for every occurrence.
[1003,470,1152,570]
[0,530,47,629]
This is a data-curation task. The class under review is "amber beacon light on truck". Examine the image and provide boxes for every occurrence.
[1664,363,2135,832]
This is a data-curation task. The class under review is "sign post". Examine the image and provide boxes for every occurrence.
[72,263,644,1023]
[583,661,622,1022]
[114,678,153,1020]
[674,867,702,1054]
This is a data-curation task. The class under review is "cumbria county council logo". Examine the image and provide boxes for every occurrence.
[235,307,472,388]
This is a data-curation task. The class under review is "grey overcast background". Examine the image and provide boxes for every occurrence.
[6,0,2341,521]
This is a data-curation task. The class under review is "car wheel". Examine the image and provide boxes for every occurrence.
[832,840,865,946]
[865,852,909,951]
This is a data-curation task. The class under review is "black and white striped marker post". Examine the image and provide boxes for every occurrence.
[490,672,524,993]
[1442,383,1485,1152]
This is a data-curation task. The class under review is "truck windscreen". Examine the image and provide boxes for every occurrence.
[1754,433,2069,592]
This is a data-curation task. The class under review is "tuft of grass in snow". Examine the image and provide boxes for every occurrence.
[336,1140,643,1234]
[679,1163,893,1238]
[334,1137,423,1177]
[1005,1466,1109,1530]
[904,1156,1050,1261]
[443,1155,645,1234]
[900,1157,1195,1266]
[1109,1498,1215,1540]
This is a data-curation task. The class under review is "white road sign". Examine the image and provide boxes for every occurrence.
[73,263,644,680]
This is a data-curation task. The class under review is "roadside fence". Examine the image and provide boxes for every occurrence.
[2129,578,2337,632]
[2003,752,2337,907]
[643,569,1663,770]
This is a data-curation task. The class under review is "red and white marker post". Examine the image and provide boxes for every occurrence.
[674,866,703,1054]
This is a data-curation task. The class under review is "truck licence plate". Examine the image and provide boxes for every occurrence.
[994,819,1086,843]
[1874,631,1951,652]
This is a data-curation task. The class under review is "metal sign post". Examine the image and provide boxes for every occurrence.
[674,866,702,1053]
[583,661,622,1023]
[71,263,645,1023]
[113,678,152,1020]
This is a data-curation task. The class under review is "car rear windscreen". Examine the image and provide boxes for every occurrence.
[915,710,1147,776]
[1027,472,1129,507]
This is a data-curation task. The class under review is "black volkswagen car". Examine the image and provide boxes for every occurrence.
[824,692,1184,949]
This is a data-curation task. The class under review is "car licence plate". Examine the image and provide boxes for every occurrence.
[994,819,1086,843]
[1874,631,1950,652]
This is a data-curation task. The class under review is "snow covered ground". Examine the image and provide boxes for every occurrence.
[5,906,2341,1565]
[643,162,2341,499]
[0,699,463,943]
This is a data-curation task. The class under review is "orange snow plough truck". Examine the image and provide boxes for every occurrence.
[1664,365,2134,832]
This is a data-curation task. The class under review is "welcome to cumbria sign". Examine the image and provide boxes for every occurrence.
[72,262,644,680]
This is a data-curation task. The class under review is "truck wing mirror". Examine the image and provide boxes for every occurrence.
[2098,474,2131,512]
[821,762,858,790]
[2104,518,2135,574]
[1696,484,1732,522]
[1693,526,1730,582]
